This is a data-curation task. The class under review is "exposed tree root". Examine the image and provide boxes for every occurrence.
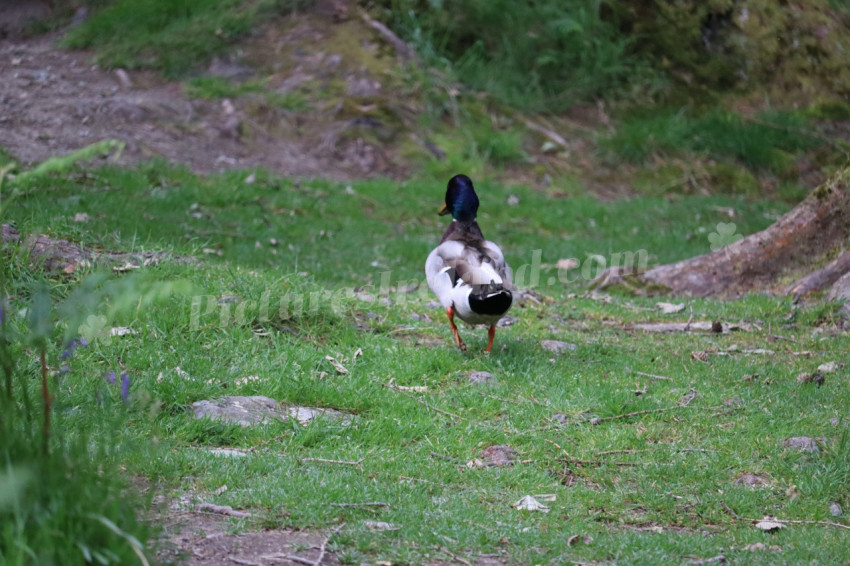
[591,167,850,301]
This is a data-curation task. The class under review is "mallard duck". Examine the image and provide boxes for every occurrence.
[425,174,513,352]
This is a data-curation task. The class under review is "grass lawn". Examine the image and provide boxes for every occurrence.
[3,161,849,565]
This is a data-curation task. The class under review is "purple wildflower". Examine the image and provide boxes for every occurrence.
[120,372,130,402]
[60,337,90,361]
[104,371,117,384]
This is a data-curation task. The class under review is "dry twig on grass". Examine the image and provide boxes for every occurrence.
[589,404,725,425]
[393,389,467,421]
[634,370,673,381]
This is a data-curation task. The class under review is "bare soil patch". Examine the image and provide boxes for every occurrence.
[0,14,406,180]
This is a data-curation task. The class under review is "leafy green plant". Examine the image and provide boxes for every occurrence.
[0,159,191,565]
[0,273,167,564]
[377,0,664,111]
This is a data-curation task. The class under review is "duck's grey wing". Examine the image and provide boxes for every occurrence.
[482,240,513,291]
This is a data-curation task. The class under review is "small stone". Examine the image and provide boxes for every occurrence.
[468,371,497,386]
[206,448,247,458]
[656,301,685,314]
[540,340,577,354]
[475,445,517,467]
[192,395,351,427]
[114,68,133,89]
[364,521,399,531]
[733,473,771,487]
[818,361,841,373]
[829,417,841,427]
[783,436,820,454]
[744,542,781,552]
[829,502,843,516]
[796,372,825,386]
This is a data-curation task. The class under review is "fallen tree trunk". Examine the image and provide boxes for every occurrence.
[591,167,850,300]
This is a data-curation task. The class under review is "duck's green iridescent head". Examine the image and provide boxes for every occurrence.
[438,174,479,222]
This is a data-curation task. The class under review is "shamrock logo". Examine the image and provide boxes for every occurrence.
[78,314,111,345]
[708,222,743,251]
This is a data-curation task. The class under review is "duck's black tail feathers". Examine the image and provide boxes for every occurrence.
[469,288,512,317]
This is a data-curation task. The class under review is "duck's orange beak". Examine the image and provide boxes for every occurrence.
[438,203,450,216]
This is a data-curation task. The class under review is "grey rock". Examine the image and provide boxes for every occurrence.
[829,502,843,517]
[477,445,517,467]
[206,447,248,458]
[541,340,577,354]
[206,56,254,80]
[345,71,381,97]
[817,361,841,373]
[192,395,351,427]
[733,473,771,487]
[783,436,821,454]
[468,371,497,386]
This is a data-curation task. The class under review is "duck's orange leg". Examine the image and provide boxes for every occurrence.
[446,306,467,351]
[484,324,496,353]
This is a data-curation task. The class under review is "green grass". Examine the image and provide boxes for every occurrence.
[185,77,313,111]
[2,160,849,564]
[602,109,823,173]
[6,160,790,283]
[62,0,312,77]
[184,76,267,99]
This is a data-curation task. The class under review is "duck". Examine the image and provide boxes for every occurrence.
[425,174,513,352]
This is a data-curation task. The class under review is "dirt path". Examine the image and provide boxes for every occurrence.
[154,503,342,566]
[0,23,398,180]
